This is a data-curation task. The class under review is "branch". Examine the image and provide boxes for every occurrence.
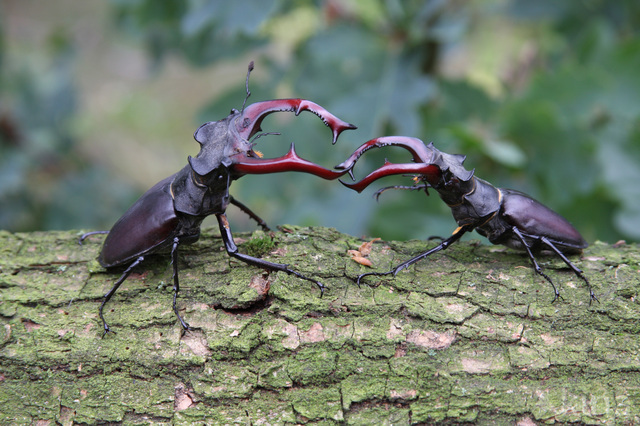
[0,227,638,423]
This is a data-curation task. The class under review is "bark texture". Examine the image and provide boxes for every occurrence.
[0,226,639,424]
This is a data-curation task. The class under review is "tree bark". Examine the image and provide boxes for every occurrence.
[0,226,639,424]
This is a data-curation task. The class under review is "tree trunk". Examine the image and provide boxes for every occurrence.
[0,226,639,424]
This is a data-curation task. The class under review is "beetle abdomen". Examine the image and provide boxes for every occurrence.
[499,189,587,252]
[99,176,179,268]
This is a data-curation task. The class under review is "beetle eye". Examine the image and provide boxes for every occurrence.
[444,178,457,189]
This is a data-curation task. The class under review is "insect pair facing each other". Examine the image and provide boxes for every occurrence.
[80,62,357,336]
[82,64,593,337]
[336,136,594,304]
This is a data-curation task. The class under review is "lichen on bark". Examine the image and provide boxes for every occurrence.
[0,227,639,424]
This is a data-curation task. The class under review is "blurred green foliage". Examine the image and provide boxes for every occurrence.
[0,20,137,231]
[2,0,640,244]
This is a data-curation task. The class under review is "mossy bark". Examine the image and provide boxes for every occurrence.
[0,226,639,424]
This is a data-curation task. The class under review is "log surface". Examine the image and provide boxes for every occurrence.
[0,226,639,424]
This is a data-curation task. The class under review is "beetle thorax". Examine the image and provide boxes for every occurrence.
[171,164,231,217]
[442,177,502,228]
[433,170,474,206]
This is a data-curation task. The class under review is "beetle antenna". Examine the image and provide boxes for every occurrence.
[373,183,429,201]
[251,131,280,142]
[241,61,255,113]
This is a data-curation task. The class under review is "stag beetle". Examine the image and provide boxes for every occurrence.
[336,136,594,303]
[81,62,356,335]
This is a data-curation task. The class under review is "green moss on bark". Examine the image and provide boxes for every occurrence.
[1,227,639,424]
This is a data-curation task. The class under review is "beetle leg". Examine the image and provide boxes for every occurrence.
[510,227,563,303]
[100,255,144,337]
[78,230,109,245]
[229,196,271,231]
[231,143,350,180]
[539,236,597,303]
[216,213,325,294]
[512,228,596,304]
[237,99,356,144]
[356,225,471,286]
[170,237,192,332]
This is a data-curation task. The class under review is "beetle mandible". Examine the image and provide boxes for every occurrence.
[81,62,356,335]
[336,136,594,303]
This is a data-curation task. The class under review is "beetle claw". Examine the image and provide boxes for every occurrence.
[335,136,442,190]
[231,143,351,180]
[336,136,435,172]
[339,162,441,193]
[237,99,356,144]
[230,96,356,179]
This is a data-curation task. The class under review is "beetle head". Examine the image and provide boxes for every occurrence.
[426,142,474,183]
[188,116,253,177]
[187,62,356,182]
[187,62,261,178]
